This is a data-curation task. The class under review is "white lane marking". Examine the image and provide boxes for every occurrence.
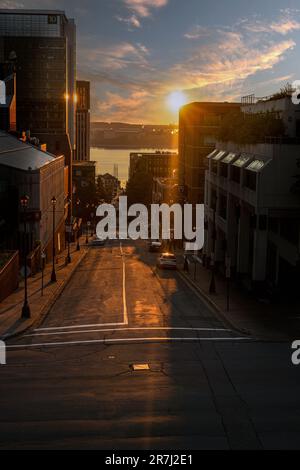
[35,242,129,332]
[35,322,126,332]
[120,242,128,325]
[7,337,251,349]
[25,327,232,338]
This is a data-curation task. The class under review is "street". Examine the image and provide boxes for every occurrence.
[0,241,300,450]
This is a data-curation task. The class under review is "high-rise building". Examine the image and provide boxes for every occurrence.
[0,9,76,195]
[75,80,90,161]
[178,102,240,205]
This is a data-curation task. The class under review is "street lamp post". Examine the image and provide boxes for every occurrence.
[66,198,72,264]
[209,198,217,294]
[76,198,80,251]
[86,221,91,244]
[20,195,31,319]
[41,251,46,296]
[51,196,57,283]
[85,204,90,244]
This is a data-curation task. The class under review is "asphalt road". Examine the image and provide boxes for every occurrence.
[1,241,300,450]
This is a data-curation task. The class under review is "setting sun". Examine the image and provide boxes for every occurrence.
[167,91,188,113]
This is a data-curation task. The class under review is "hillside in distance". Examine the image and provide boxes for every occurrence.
[91,122,178,149]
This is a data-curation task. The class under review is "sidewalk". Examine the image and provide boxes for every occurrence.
[179,257,300,341]
[0,239,88,340]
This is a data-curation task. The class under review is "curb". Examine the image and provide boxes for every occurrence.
[177,269,252,337]
[2,248,88,341]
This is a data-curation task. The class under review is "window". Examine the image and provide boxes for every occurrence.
[211,161,218,174]
[231,166,240,183]
[244,170,257,191]
[219,194,227,220]
[220,162,227,178]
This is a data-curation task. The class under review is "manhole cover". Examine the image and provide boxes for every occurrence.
[131,364,150,371]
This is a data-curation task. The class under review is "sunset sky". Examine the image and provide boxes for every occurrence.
[2,0,300,123]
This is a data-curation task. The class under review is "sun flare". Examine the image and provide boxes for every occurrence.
[167,91,188,113]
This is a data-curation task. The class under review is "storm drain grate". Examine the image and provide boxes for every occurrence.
[131,364,150,371]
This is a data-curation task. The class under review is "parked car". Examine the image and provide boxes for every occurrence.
[157,253,177,270]
[149,240,162,253]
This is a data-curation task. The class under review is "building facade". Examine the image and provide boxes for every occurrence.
[178,102,240,205]
[129,151,178,180]
[99,173,120,201]
[72,160,96,192]
[0,131,66,259]
[75,80,90,161]
[152,171,179,205]
[0,9,76,197]
[204,142,300,298]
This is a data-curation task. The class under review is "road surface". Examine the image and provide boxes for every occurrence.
[1,241,299,449]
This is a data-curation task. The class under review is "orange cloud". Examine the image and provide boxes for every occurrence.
[171,37,295,90]
[124,0,168,18]
[245,18,300,35]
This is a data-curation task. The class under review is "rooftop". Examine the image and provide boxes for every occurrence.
[181,101,241,110]
[73,160,96,167]
[0,9,67,16]
[0,131,61,171]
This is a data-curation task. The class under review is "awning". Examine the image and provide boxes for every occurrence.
[206,149,219,159]
[233,153,252,168]
[246,159,271,173]
[222,152,238,164]
[212,150,227,161]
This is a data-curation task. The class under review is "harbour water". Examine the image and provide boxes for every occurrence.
[90,147,177,187]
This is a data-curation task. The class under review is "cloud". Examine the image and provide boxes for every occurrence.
[90,29,296,122]
[244,18,300,35]
[96,89,153,122]
[172,36,295,91]
[78,41,150,71]
[123,0,168,18]
[0,0,24,7]
[116,14,141,29]
[184,25,210,40]
[90,10,299,122]
[250,74,295,93]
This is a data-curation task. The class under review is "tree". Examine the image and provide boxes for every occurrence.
[126,170,153,206]
[96,175,109,202]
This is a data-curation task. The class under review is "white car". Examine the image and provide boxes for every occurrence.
[157,253,177,270]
